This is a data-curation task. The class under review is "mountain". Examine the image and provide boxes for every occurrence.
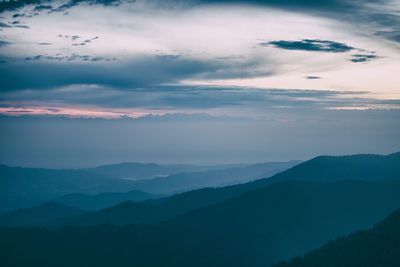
[272,208,400,267]
[1,180,400,267]
[0,165,138,211]
[266,152,400,184]
[126,161,301,195]
[88,162,249,180]
[0,160,297,211]
[4,152,396,212]
[47,152,400,227]
[0,202,85,227]
[54,190,156,210]
[49,186,250,227]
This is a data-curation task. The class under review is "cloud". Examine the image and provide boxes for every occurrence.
[375,30,400,42]
[159,0,384,13]
[0,54,272,91]
[38,42,52,45]
[71,36,99,46]
[0,0,126,14]
[12,13,25,18]
[24,54,115,61]
[0,0,41,13]
[0,0,386,16]
[56,34,99,46]
[34,4,53,11]
[262,39,355,53]
[350,54,379,63]
[305,76,321,79]
[0,22,11,28]
[0,40,11,47]
[7,20,30,28]
[0,56,204,90]
[14,25,30,29]
[2,80,394,113]
[57,34,81,40]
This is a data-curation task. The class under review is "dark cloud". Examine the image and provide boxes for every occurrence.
[0,0,387,15]
[12,13,25,18]
[38,42,52,45]
[14,24,29,28]
[57,34,80,40]
[0,0,41,13]
[0,54,272,91]
[375,30,400,43]
[0,78,379,111]
[0,55,222,90]
[24,54,114,61]
[0,22,12,28]
[72,39,91,46]
[262,39,354,53]
[350,54,378,63]
[8,20,29,28]
[366,13,400,28]
[0,40,11,47]
[72,36,100,46]
[57,34,99,46]
[0,0,128,14]
[305,76,321,79]
[169,0,385,13]
[33,4,52,11]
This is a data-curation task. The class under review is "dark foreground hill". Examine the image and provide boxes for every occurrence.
[1,179,400,267]
[0,202,85,227]
[272,208,400,267]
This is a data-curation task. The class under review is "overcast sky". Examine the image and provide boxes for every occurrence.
[0,0,399,168]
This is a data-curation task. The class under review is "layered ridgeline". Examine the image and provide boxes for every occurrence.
[44,152,400,227]
[54,190,154,211]
[0,165,137,211]
[88,162,250,180]
[0,153,400,267]
[119,161,301,195]
[0,161,298,211]
[0,202,85,227]
[1,153,399,227]
[272,208,400,267]
[1,180,400,267]
[265,152,400,184]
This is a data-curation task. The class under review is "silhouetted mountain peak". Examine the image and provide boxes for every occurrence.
[273,207,400,267]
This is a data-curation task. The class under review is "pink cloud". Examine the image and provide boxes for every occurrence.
[0,105,167,119]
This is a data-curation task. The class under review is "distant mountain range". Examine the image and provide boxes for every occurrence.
[0,165,134,210]
[0,152,399,267]
[272,207,400,267]
[0,160,299,211]
[2,153,400,227]
[124,161,301,195]
[88,162,250,180]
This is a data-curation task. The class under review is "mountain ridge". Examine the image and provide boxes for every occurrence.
[272,206,400,267]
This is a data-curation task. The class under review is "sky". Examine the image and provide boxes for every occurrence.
[0,0,399,168]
